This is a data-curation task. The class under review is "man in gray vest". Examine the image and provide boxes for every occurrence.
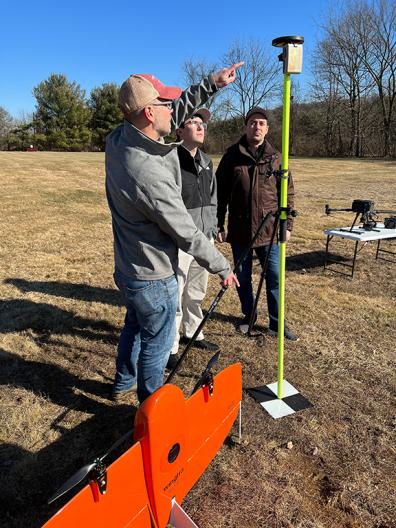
[167,108,219,370]
[106,65,242,403]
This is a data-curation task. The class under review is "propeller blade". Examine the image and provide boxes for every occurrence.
[47,430,134,505]
[191,377,204,395]
[100,429,133,462]
[206,351,220,372]
[48,462,96,504]
[191,352,220,395]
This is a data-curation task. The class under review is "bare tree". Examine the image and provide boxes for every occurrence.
[0,107,15,150]
[311,38,351,156]
[289,80,304,155]
[220,38,281,118]
[14,110,34,126]
[0,107,13,132]
[182,58,218,86]
[181,57,220,113]
[351,0,396,157]
[315,3,375,157]
[312,0,396,157]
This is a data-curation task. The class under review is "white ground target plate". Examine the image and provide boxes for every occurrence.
[247,380,312,419]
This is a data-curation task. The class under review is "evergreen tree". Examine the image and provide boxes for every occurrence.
[33,74,91,151]
[89,83,123,150]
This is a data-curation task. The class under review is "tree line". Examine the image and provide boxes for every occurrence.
[0,77,123,152]
[1,0,395,157]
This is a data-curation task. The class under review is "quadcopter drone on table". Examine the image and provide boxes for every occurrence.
[325,199,396,233]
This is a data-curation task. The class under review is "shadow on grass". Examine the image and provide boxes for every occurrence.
[0,348,112,413]
[0,410,137,528]
[286,250,348,271]
[0,345,137,528]
[4,278,123,306]
[0,298,118,344]
[247,250,349,272]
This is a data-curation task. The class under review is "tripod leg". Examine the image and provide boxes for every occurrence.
[247,213,280,335]
[166,212,274,384]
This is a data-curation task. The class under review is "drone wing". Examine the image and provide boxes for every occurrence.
[43,442,152,528]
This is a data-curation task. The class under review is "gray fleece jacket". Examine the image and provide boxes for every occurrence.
[105,76,230,281]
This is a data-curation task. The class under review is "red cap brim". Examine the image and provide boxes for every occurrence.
[135,74,182,100]
[158,86,182,100]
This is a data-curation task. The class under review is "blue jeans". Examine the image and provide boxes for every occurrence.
[113,268,178,403]
[231,243,279,330]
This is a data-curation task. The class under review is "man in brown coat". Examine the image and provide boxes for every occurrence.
[216,107,298,340]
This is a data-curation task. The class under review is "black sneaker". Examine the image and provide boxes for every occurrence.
[166,354,179,370]
[237,314,257,335]
[193,339,220,352]
[268,326,299,341]
[111,384,137,402]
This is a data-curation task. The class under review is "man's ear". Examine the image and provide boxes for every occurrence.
[143,105,155,124]
[176,127,184,140]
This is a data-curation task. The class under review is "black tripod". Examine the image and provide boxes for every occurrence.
[241,211,280,337]
[166,211,274,384]
[238,202,298,337]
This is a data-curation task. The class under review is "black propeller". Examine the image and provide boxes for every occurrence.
[48,462,98,504]
[191,351,220,395]
[48,429,133,504]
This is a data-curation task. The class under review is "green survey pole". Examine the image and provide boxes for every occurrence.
[272,36,304,399]
[277,73,291,399]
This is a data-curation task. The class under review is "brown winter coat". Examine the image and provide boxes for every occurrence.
[216,136,295,247]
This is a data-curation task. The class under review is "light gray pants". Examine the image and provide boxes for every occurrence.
[171,246,210,354]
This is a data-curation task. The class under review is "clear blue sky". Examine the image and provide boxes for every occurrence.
[0,0,333,117]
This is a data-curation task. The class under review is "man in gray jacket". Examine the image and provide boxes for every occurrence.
[106,65,241,403]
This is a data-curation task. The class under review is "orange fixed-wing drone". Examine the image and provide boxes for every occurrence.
[43,357,242,528]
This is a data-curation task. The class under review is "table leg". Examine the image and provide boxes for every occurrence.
[351,241,359,278]
[324,235,332,270]
[376,239,380,259]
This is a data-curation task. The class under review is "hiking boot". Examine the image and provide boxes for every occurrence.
[110,384,137,402]
[237,314,257,335]
[268,326,299,341]
[166,353,179,370]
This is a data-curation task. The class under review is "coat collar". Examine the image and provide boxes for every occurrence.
[238,135,277,162]
[178,145,211,171]
[122,119,182,156]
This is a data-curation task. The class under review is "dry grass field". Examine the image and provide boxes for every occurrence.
[0,152,395,528]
